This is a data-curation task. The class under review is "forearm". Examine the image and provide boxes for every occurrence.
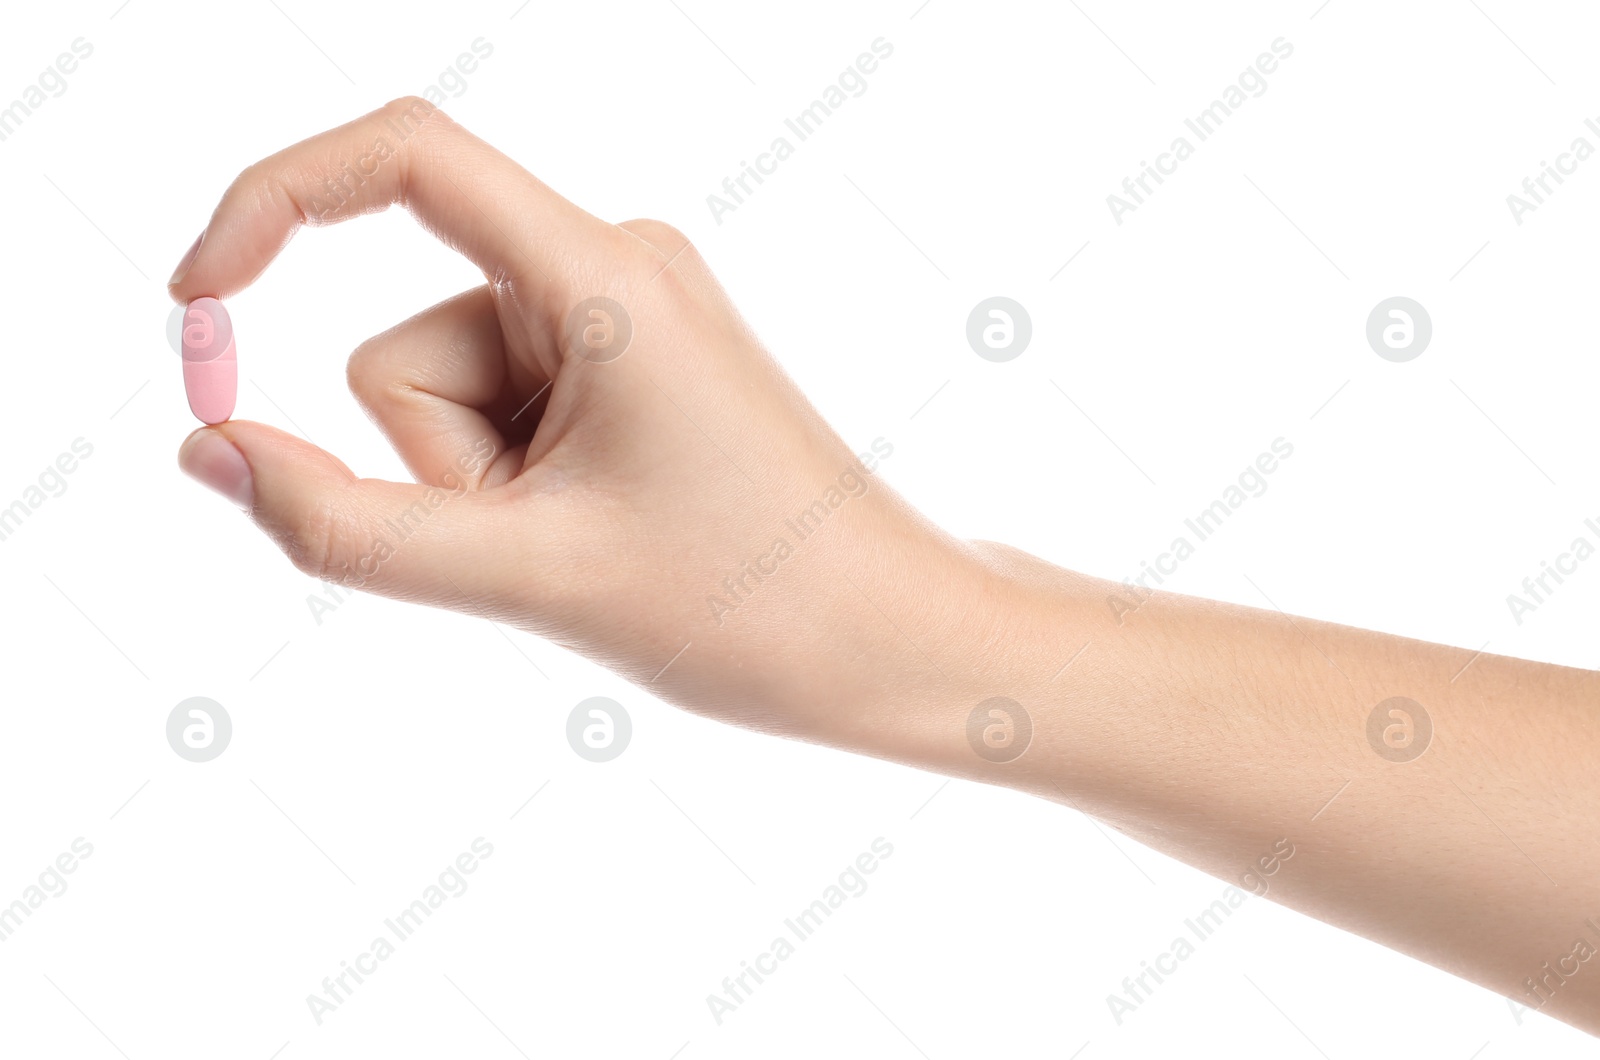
[759,525,1600,1032]
[167,96,1599,1047]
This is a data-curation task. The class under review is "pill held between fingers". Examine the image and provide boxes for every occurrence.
[181,297,237,424]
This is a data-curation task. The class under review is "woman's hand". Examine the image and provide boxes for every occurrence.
[172,98,1600,1035]
[170,97,982,742]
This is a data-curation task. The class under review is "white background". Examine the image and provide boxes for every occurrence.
[2,0,1597,1056]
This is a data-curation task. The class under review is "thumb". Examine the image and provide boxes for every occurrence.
[177,422,518,611]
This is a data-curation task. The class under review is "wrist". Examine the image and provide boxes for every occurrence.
[784,530,1095,788]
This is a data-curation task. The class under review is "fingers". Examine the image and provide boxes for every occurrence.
[347,285,543,490]
[168,97,616,309]
[177,421,539,612]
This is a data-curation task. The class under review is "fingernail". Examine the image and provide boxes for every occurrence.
[169,231,204,287]
[179,429,254,510]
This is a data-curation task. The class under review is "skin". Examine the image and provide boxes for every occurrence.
[171,98,1600,1035]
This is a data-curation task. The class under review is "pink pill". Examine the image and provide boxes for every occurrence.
[181,297,237,424]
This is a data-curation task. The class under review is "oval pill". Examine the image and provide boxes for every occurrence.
[181,297,237,424]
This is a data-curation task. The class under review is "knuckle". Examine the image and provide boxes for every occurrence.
[621,217,695,257]
[371,97,453,178]
[614,218,702,296]
[344,346,369,400]
[226,160,275,219]
[380,94,445,129]
[346,338,423,423]
[345,340,383,406]
[230,160,258,193]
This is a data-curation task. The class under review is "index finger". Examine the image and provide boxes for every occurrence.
[168,97,608,305]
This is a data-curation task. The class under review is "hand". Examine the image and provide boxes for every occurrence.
[171,99,1600,1036]
[170,97,978,739]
